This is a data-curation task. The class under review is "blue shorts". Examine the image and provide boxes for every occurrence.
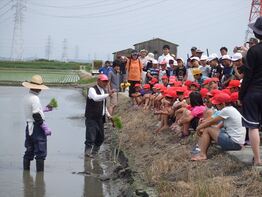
[217,129,242,151]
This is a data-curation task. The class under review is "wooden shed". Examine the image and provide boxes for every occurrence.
[133,38,179,58]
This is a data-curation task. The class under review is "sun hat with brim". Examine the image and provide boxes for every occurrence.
[248,16,262,35]
[22,75,49,90]
[211,93,231,105]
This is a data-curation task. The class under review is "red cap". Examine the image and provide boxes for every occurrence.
[208,89,222,97]
[227,80,240,89]
[203,78,213,85]
[143,84,150,89]
[98,74,109,81]
[211,77,219,82]
[184,90,192,98]
[169,76,177,80]
[200,88,209,98]
[134,83,141,87]
[169,78,176,84]
[149,77,158,84]
[184,80,192,87]
[190,82,200,88]
[176,86,185,93]
[211,93,231,105]
[221,89,231,95]
[231,92,239,102]
[162,75,168,79]
[153,83,161,89]
[174,81,182,87]
[164,89,177,98]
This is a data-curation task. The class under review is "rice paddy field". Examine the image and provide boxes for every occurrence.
[0,69,80,84]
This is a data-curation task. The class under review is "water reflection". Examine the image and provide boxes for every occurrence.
[83,158,103,197]
[23,171,46,197]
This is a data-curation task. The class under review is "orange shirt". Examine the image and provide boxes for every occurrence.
[126,59,142,81]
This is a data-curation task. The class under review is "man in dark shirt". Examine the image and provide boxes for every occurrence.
[240,16,262,166]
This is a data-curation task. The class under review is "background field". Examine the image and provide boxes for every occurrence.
[0,60,93,84]
[0,69,80,83]
[0,60,91,70]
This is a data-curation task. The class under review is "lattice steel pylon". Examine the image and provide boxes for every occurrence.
[61,38,68,62]
[10,0,26,61]
[245,0,262,42]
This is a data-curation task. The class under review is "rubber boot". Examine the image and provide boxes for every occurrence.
[36,159,44,172]
[23,158,30,171]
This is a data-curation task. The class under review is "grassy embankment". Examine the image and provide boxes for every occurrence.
[112,95,262,197]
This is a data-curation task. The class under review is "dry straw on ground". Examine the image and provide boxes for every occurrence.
[114,95,262,196]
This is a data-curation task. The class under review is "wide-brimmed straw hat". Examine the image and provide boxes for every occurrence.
[22,75,49,90]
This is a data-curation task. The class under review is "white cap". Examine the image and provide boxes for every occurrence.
[147,52,155,60]
[190,56,200,61]
[173,60,178,66]
[152,59,158,64]
[200,54,208,61]
[208,53,218,61]
[221,55,231,60]
[231,53,242,61]
[176,57,184,63]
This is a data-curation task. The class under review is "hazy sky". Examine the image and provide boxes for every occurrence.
[0,0,251,61]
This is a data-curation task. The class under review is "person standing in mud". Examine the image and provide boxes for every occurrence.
[22,75,52,172]
[84,74,114,157]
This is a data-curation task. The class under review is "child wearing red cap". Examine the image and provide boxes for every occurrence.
[154,90,176,133]
[192,93,246,161]
[142,84,153,110]
[131,84,143,107]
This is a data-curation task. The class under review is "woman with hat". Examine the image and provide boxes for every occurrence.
[22,75,51,172]
[240,16,262,166]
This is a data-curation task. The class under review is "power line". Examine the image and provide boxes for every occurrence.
[26,0,166,19]
[0,0,12,11]
[28,0,123,9]
[0,5,13,18]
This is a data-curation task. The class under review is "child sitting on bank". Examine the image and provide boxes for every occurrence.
[154,89,176,133]
[176,91,206,138]
[142,84,153,110]
[131,83,143,107]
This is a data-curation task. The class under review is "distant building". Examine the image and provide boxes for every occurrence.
[112,38,179,59]
[133,38,179,58]
[112,48,134,59]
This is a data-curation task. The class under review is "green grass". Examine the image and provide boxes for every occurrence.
[0,69,80,83]
[0,60,91,70]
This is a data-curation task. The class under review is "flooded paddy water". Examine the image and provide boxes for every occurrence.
[0,86,117,197]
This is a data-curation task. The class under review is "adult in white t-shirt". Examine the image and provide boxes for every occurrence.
[191,93,246,161]
[157,44,174,68]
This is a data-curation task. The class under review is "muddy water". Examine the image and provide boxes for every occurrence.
[0,86,110,197]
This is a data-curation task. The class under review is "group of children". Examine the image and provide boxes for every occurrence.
[129,63,246,161]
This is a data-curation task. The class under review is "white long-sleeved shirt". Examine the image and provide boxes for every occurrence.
[88,85,110,117]
[23,91,45,135]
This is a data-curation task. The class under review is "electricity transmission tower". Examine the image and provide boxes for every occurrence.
[61,38,68,62]
[245,0,262,42]
[10,0,26,61]
[45,35,52,60]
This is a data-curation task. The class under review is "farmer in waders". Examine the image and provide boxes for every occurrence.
[84,74,114,157]
[22,75,52,172]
